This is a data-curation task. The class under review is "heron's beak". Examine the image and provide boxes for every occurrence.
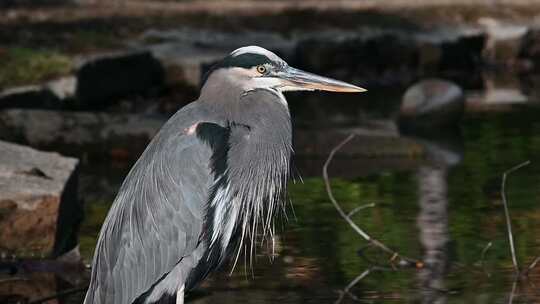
[276,67,366,93]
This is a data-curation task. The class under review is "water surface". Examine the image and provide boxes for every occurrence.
[3,91,540,304]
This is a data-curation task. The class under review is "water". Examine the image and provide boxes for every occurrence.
[2,92,540,303]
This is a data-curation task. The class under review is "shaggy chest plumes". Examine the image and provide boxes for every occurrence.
[207,119,291,258]
[186,88,293,288]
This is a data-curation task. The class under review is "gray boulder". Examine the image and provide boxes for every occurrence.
[399,79,465,131]
[0,141,80,258]
[294,33,418,86]
[136,28,296,87]
[0,109,165,160]
[293,30,485,87]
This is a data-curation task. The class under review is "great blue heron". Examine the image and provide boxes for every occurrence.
[84,46,365,304]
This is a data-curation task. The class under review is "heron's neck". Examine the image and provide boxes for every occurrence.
[203,89,293,266]
[200,69,249,102]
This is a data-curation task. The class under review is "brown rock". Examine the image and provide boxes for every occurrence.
[0,141,80,258]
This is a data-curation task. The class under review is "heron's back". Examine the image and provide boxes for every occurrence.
[84,102,217,304]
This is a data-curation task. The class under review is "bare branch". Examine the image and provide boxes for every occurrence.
[334,268,372,304]
[508,280,518,304]
[528,256,540,272]
[480,241,493,266]
[323,134,421,267]
[501,160,531,274]
[473,241,494,278]
[347,203,376,218]
[521,256,540,277]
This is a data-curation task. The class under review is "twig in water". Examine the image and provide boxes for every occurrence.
[334,268,372,304]
[347,203,376,218]
[479,242,493,266]
[475,241,493,278]
[528,256,540,272]
[508,280,518,304]
[500,160,531,275]
[323,134,421,268]
[521,256,540,278]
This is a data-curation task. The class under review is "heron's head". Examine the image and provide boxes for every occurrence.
[202,45,366,94]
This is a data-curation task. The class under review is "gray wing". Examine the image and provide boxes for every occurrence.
[84,103,223,304]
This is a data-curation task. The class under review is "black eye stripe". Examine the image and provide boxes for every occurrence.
[202,52,284,86]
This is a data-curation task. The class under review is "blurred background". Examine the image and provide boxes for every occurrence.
[1,0,540,303]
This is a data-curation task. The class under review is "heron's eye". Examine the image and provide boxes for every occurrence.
[256,65,267,74]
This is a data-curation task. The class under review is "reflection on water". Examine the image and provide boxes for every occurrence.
[417,165,450,304]
[2,96,540,304]
[414,132,459,304]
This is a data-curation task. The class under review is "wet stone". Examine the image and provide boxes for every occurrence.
[399,79,465,132]
[0,85,62,110]
[137,28,296,87]
[0,109,165,160]
[0,141,80,258]
[478,18,528,65]
[45,76,77,101]
[292,30,488,88]
[293,34,419,86]
[76,50,165,108]
[519,27,540,70]
[438,34,486,71]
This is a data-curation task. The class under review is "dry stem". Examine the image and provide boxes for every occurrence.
[334,268,372,304]
[501,160,531,275]
[323,134,421,267]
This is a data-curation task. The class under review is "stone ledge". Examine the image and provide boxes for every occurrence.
[0,140,80,258]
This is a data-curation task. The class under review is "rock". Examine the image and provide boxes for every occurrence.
[293,33,418,86]
[518,73,540,102]
[398,79,465,132]
[137,28,295,87]
[293,30,486,87]
[0,77,77,111]
[76,50,165,107]
[477,18,527,64]
[0,86,62,110]
[412,31,486,89]
[0,109,165,160]
[438,33,486,71]
[417,41,442,71]
[1,51,165,111]
[467,73,528,110]
[45,76,77,101]
[519,27,540,71]
[145,42,224,87]
[0,141,80,258]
